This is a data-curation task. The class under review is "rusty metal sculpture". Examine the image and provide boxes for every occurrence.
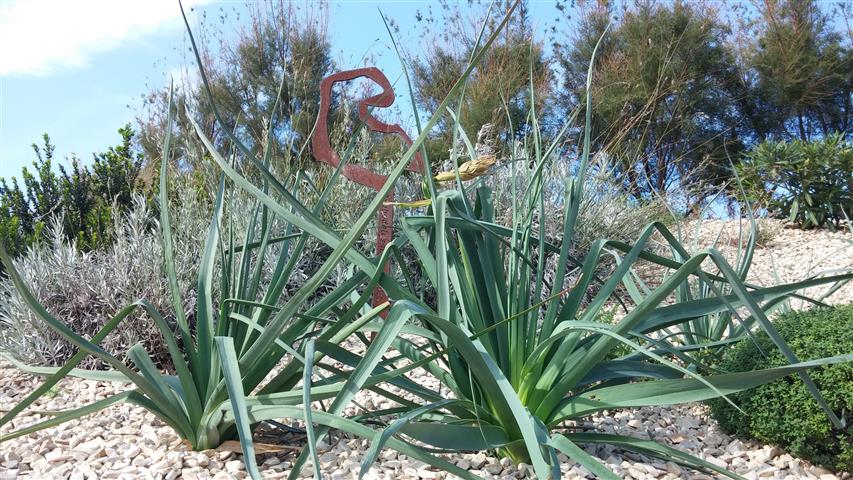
[312,67,424,308]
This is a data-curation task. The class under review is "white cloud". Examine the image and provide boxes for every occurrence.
[0,0,206,76]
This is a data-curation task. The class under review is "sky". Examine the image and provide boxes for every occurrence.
[0,0,563,180]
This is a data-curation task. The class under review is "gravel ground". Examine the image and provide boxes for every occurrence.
[1,220,851,480]
[677,219,852,308]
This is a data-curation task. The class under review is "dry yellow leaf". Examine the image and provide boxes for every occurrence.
[434,154,496,182]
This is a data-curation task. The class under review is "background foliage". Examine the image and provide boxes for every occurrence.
[737,134,852,228]
[0,125,145,262]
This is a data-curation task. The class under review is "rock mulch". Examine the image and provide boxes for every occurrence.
[1,361,850,479]
[1,220,851,479]
[680,219,852,308]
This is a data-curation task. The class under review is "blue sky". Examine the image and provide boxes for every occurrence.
[0,0,562,180]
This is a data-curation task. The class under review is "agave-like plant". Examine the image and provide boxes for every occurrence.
[637,192,852,370]
[0,3,532,480]
[0,10,430,475]
[0,81,398,475]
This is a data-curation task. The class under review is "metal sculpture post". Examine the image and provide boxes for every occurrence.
[312,67,424,309]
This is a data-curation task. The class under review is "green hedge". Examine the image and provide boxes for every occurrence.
[709,304,853,472]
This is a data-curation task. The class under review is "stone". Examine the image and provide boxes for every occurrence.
[418,468,440,479]
[122,445,141,461]
[44,449,70,463]
[180,470,199,480]
[225,460,245,473]
[470,453,487,470]
[755,466,776,478]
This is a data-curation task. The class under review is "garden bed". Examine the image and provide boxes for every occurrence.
[1,220,851,480]
[1,360,850,480]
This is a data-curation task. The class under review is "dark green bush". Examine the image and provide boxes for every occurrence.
[737,134,852,229]
[709,304,853,472]
[0,125,145,262]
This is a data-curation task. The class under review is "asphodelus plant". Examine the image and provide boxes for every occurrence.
[1,2,851,480]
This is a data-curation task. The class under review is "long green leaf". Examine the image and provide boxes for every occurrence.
[215,337,261,480]
[547,435,619,480]
[552,354,853,421]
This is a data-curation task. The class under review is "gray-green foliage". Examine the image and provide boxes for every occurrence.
[622,213,849,371]
[0,190,205,369]
[0,171,337,370]
[487,153,670,255]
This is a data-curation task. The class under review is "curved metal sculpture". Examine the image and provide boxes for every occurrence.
[312,67,424,308]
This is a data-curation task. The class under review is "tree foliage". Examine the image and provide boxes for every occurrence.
[0,125,144,260]
[557,1,746,204]
[749,0,852,141]
[555,0,850,211]
[737,133,852,228]
[410,0,552,165]
[137,0,335,179]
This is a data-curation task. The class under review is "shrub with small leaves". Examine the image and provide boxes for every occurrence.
[0,125,145,266]
[709,304,853,472]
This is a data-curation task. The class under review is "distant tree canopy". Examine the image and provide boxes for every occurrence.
[138,0,335,180]
[410,0,552,165]
[0,0,836,260]
[134,0,848,208]
[557,1,748,204]
[748,0,851,141]
[5,0,851,274]
[555,0,850,206]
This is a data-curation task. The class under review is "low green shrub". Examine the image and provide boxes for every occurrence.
[709,304,853,472]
